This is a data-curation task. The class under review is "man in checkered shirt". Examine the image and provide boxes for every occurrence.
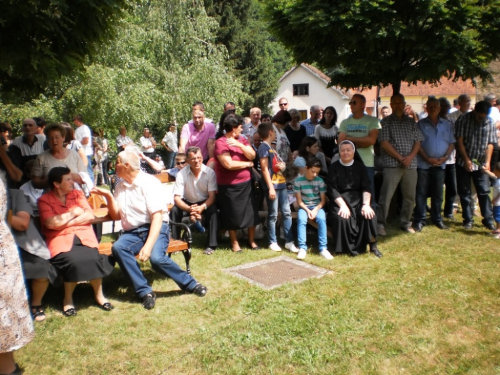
[376,93,424,235]
[455,100,497,230]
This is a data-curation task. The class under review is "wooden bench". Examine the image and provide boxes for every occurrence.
[98,221,193,274]
[258,211,334,239]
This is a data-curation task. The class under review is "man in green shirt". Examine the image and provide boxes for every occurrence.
[338,94,380,207]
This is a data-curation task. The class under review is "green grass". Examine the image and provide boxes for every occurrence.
[16,216,500,374]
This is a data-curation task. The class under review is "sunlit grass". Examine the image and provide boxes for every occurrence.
[16,215,500,374]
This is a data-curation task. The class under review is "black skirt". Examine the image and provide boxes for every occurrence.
[50,237,114,282]
[19,249,59,284]
[217,180,260,230]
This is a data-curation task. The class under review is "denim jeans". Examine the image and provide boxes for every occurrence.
[112,222,197,298]
[87,155,94,184]
[456,165,494,226]
[267,188,293,244]
[414,167,445,225]
[164,151,177,169]
[297,206,327,251]
[443,163,457,217]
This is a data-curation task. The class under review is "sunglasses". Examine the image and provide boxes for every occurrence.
[349,101,357,105]
[176,161,186,165]
[279,103,288,106]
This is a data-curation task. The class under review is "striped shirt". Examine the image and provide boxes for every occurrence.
[379,114,424,169]
[293,175,325,206]
[455,111,498,170]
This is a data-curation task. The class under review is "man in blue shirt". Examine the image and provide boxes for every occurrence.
[413,97,456,232]
[300,105,321,136]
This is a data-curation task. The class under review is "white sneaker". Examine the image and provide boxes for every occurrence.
[269,243,282,252]
[285,242,299,253]
[297,249,307,260]
[377,224,386,236]
[320,249,334,260]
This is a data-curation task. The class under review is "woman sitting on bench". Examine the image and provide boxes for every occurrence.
[37,166,114,316]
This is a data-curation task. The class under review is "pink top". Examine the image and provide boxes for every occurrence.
[214,136,252,185]
[180,121,216,160]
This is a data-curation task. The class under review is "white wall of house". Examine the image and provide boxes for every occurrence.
[271,65,352,121]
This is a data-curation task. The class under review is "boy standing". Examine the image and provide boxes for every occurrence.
[294,158,333,260]
[258,123,298,252]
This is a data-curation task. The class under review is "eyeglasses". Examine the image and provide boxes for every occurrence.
[176,161,186,165]
[279,103,288,106]
[349,101,357,105]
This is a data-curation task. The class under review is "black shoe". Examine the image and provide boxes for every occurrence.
[350,251,360,257]
[371,248,383,258]
[484,222,496,231]
[463,222,473,230]
[434,222,449,230]
[192,283,207,297]
[413,223,424,232]
[142,292,156,310]
[445,215,456,221]
[97,302,114,311]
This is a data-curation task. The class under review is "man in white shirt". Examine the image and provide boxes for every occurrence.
[73,115,94,183]
[171,147,218,255]
[139,127,156,158]
[92,147,207,310]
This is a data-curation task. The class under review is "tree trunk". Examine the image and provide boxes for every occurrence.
[392,81,401,95]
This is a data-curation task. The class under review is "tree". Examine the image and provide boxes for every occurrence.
[0,0,248,141]
[205,0,291,111]
[0,0,128,102]
[266,0,500,94]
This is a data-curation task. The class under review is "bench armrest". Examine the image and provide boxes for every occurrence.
[169,221,192,244]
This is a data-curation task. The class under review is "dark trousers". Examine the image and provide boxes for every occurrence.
[414,167,445,225]
[171,200,218,248]
[443,163,457,217]
[456,165,494,226]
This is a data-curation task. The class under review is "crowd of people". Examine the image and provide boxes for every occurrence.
[2,91,500,374]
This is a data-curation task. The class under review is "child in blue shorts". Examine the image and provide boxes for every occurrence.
[293,157,333,260]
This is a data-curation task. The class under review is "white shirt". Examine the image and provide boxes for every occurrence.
[489,106,500,123]
[162,131,178,152]
[140,136,155,153]
[173,164,217,203]
[75,124,93,156]
[114,171,169,231]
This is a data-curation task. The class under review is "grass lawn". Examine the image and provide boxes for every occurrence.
[16,216,500,374]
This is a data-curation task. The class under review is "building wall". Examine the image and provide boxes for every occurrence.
[271,66,352,121]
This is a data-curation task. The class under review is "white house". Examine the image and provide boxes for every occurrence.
[271,63,378,121]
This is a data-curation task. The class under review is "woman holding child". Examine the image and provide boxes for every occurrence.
[326,141,382,257]
[214,114,260,252]
[38,166,114,316]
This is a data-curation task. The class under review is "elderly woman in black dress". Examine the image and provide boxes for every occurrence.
[326,140,383,257]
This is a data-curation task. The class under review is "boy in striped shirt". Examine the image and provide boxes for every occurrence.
[294,157,333,260]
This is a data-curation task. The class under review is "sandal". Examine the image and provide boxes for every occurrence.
[62,307,77,317]
[203,247,215,255]
[232,248,242,253]
[248,242,260,251]
[97,302,114,311]
[31,305,46,322]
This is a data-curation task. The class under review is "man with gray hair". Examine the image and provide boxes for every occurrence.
[92,147,207,310]
[243,107,261,143]
[300,105,321,136]
[484,93,500,125]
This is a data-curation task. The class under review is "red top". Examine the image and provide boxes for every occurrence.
[38,189,98,257]
[214,136,252,185]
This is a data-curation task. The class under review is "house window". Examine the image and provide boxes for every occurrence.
[298,110,308,121]
[293,84,309,96]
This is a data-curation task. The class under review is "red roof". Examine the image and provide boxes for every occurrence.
[379,78,476,96]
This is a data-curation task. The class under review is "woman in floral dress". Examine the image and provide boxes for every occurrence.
[0,172,34,374]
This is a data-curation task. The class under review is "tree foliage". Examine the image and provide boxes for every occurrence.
[266,0,500,94]
[205,0,291,111]
[1,0,248,140]
[0,0,128,102]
